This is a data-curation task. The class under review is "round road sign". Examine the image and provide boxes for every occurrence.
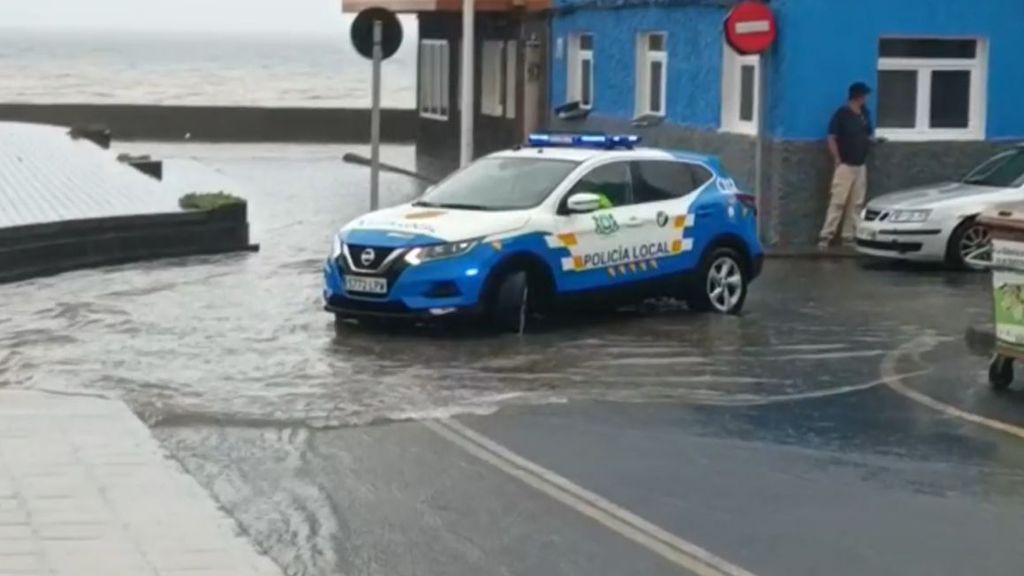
[724,1,777,55]
[351,7,403,61]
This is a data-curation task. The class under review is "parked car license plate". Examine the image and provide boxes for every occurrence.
[344,275,387,294]
[856,227,877,241]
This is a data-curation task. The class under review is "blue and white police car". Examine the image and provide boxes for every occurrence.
[324,133,763,330]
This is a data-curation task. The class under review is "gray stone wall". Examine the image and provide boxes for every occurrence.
[551,115,1022,247]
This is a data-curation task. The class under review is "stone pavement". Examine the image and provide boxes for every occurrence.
[0,390,282,576]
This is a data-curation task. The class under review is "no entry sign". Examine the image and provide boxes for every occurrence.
[724,1,777,55]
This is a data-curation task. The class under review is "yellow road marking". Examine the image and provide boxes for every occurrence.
[425,419,757,576]
[881,336,1024,441]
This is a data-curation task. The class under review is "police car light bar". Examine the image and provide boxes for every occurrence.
[527,132,641,150]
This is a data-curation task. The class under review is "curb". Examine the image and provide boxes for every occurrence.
[765,248,860,259]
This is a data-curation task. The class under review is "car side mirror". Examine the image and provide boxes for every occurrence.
[567,192,602,213]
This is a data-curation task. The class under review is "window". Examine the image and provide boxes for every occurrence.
[635,32,667,117]
[567,33,594,109]
[962,149,1024,188]
[566,162,632,208]
[633,161,713,203]
[720,42,760,135]
[419,40,450,120]
[481,40,504,117]
[479,40,518,118]
[876,38,986,140]
[505,41,517,119]
[417,158,579,211]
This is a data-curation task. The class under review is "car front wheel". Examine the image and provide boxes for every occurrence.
[487,269,530,333]
[946,218,991,270]
[687,247,748,315]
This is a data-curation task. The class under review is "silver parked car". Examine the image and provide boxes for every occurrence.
[855,146,1024,268]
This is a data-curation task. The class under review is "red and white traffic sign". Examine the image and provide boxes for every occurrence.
[724,0,777,55]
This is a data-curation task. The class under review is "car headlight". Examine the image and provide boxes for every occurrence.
[889,209,931,223]
[405,239,480,265]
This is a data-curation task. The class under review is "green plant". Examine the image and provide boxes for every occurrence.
[179,192,245,211]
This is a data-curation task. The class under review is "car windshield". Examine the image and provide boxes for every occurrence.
[962,149,1024,187]
[414,157,579,211]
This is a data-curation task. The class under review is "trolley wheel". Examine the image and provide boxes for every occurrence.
[989,354,1014,390]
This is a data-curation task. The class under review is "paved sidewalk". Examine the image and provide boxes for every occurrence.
[0,390,282,576]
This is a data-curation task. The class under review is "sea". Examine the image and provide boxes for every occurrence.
[0,28,417,108]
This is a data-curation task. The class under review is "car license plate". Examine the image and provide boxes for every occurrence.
[344,275,387,295]
[856,227,876,241]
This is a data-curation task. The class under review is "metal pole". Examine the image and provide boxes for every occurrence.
[460,0,475,167]
[370,19,383,211]
[754,49,768,243]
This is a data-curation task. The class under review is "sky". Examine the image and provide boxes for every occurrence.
[0,0,410,35]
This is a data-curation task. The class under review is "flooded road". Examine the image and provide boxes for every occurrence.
[2,143,1021,575]
[0,141,991,425]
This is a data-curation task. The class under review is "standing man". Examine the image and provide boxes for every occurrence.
[818,82,874,249]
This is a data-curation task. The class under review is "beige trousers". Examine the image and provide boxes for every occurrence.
[819,163,867,245]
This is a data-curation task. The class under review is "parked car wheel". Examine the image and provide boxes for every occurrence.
[945,218,991,270]
[688,247,747,315]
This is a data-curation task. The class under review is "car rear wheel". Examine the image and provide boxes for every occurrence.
[687,247,747,315]
[945,218,991,270]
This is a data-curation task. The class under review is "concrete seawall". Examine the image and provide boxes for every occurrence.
[0,204,256,284]
[0,104,416,143]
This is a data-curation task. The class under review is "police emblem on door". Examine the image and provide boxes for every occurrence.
[592,213,619,236]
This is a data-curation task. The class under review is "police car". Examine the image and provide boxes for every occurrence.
[324,133,763,331]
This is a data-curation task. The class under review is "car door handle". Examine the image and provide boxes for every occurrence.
[624,217,644,227]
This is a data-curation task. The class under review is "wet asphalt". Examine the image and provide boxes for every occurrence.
[2,143,1024,575]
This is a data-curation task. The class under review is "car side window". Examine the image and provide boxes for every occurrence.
[564,162,633,210]
[632,160,714,204]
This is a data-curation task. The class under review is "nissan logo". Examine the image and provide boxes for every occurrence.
[360,248,376,267]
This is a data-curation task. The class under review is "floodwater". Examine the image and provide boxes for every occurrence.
[0,143,993,429]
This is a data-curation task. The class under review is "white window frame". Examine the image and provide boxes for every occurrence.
[720,42,760,135]
[567,33,594,109]
[419,39,450,121]
[876,39,987,141]
[635,32,667,117]
[481,40,505,117]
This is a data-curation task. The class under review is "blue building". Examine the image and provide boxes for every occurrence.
[548,0,1024,246]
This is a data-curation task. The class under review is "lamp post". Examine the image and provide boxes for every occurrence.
[459,0,475,167]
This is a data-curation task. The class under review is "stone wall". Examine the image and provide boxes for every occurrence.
[0,104,417,143]
[0,204,256,284]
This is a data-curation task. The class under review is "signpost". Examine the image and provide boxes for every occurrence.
[351,8,403,211]
[724,0,777,242]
